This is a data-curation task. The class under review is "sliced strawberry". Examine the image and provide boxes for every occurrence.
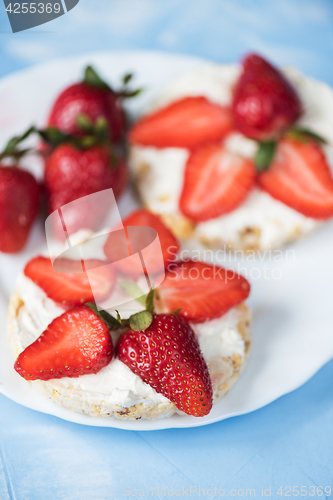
[232,53,302,140]
[14,305,113,381]
[104,209,180,277]
[116,313,213,416]
[258,138,333,219]
[24,256,116,306]
[155,260,250,323]
[130,97,234,149]
[179,144,257,222]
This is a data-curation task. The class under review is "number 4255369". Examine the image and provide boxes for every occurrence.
[277,486,331,496]
[6,3,61,14]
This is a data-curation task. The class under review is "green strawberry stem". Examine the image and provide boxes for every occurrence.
[85,288,156,333]
[83,66,110,91]
[83,65,143,99]
[119,280,146,307]
[255,140,277,172]
[254,127,328,172]
[287,127,327,145]
[0,125,36,161]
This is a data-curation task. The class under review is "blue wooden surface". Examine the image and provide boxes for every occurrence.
[0,1,332,498]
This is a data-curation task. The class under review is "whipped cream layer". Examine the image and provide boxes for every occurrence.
[130,64,333,249]
[15,274,246,409]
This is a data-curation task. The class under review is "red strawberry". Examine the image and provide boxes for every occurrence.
[0,166,40,253]
[232,53,302,140]
[179,144,257,222]
[258,137,333,218]
[155,260,250,323]
[116,313,213,416]
[104,209,180,278]
[48,66,125,143]
[14,305,113,381]
[45,143,128,235]
[24,256,116,306]
[130,96,234,149]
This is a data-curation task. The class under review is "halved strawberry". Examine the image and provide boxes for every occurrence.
[130,96,234,149]
[179,144,257,222]
[155,260,250,323]
[258,138,333,219]
[24,256,116,306]
[103,209,180,277]
[14,305,113,381]
[116,313,213,416]
[232,53,302,140]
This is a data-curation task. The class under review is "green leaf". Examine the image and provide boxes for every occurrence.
[122,73,133,85]
[289,127,327,145]
[85,302,122,329]
[145,288,155,314]
[255,141,277,172]
[119,87,144,99]
[76,113,94,133]
[95,117,109,140]
[1,125,36,157]
[170,308,182,315]
[83,65,110,90]
[119,280,146,307]
[129,310,153,332]
[37,127,70,147]
[77,136,98,149]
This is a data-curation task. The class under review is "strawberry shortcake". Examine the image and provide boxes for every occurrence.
[129,54,333,251]
[7,210,251,420]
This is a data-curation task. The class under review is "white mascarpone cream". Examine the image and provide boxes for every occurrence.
[130,64,333,250]
[14,274,246,409]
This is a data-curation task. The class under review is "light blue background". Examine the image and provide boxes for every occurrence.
[0,1,333,498]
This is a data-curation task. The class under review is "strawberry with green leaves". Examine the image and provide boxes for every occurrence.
[0,128,40,253]
[113,290,213,417]
[117,312,213,417]
[40,119,128,235]
[48,66,141,144]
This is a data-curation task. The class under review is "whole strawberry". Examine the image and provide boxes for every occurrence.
[232,53,302,140]
[48,66,140,144]
[0,166,40,253]
[117,313,213,417]
[44,132,128,234]
[14,305,113,381]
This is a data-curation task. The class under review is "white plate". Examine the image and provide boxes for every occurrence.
[0,50,333,431]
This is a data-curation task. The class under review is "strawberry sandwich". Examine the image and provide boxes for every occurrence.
[129,53,333,251]
[8,210,251,420]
